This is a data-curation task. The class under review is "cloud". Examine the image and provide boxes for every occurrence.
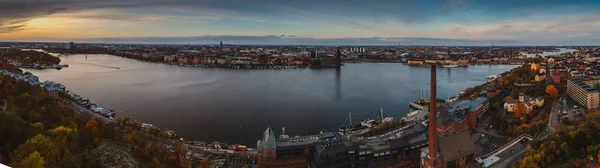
[1,0,600,43]
[63,35,518,46]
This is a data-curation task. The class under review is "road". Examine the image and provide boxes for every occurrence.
[547,99,559,133]
[66,101,113,123]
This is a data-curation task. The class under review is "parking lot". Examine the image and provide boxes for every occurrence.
[557,96,585,122]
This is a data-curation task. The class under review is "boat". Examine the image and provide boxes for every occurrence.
[487,74,498,80]
[338,107,393,135]
[410,99,429,110]
[446,95,459,103]
[442,64,458,68]
[404,110,427,122]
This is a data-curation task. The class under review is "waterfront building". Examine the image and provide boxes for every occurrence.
[256,123,429,168]
[408,60,424,65]
[485,88,502,98]
[256,127,315,168]
[438,97,489,135]
[178,57,188,64]
[164,55,177,62]
[310,132,358,167]
[567,79,600,109]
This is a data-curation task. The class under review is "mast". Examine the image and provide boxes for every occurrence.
[380,107,384,122]
[349,113,352,127]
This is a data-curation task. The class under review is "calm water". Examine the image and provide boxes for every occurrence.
[27,54,518,145]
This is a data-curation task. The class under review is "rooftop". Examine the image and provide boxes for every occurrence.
[277,135,321,148]
[438,131,477,162]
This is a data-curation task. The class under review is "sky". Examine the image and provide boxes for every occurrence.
[1,0,600,45]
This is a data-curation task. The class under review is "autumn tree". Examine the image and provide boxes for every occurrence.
[10,134,57,167]
[514,103,527,118]
[504,96,513,103]
[14,151,45,168]
[48,126,77,162]
[85,119,101,138]
[199,158,210,168]
[151,157,161,168]
[546,85,559,97]
[174,141,186,159]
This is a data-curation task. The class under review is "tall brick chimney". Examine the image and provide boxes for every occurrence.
[424,64,443,167]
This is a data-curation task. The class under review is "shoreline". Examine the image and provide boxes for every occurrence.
[49,51,529,70]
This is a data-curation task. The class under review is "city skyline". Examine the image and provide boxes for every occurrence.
[1,0,600,45]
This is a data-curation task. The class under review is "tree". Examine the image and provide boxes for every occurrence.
[48,126,77,162]
[504,96,513,103]
[546,85,559,97]
[10,134,57,167]
[15,151,45,168]
[515,103,527,118]
[473,92,479,98]
[151,157,161,168]
[174,141,185,158]
[84,119,101,138]
[199,158,210,168]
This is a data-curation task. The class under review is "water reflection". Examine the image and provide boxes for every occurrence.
[27,54,519,144]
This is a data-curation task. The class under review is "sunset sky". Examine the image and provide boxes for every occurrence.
[1,0,600,45]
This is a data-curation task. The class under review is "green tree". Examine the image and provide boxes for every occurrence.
[30,122,45,135]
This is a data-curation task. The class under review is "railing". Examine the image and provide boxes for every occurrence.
[478,134,533,158]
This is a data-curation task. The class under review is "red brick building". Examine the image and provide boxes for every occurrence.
[256,127,313,168]
[437,97,489,135]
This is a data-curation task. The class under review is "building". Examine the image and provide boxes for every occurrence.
[567,79,600,109]
[177,57,188,64]
[534,74,546,82]
[164,55,177,62]
[256,123,429,168]
[530,62,539,71]
[310,51,326,59]
[438,97,489,135]
[486,88,502,98]
[438,131,477,168]
[65,41,75,49]
[408,60,424,65]
[504,93,544,113]
[310,132,358,167]
[256,127,314,168]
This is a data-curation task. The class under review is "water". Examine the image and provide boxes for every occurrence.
[26,54,518,145]
[520,48,576,57]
